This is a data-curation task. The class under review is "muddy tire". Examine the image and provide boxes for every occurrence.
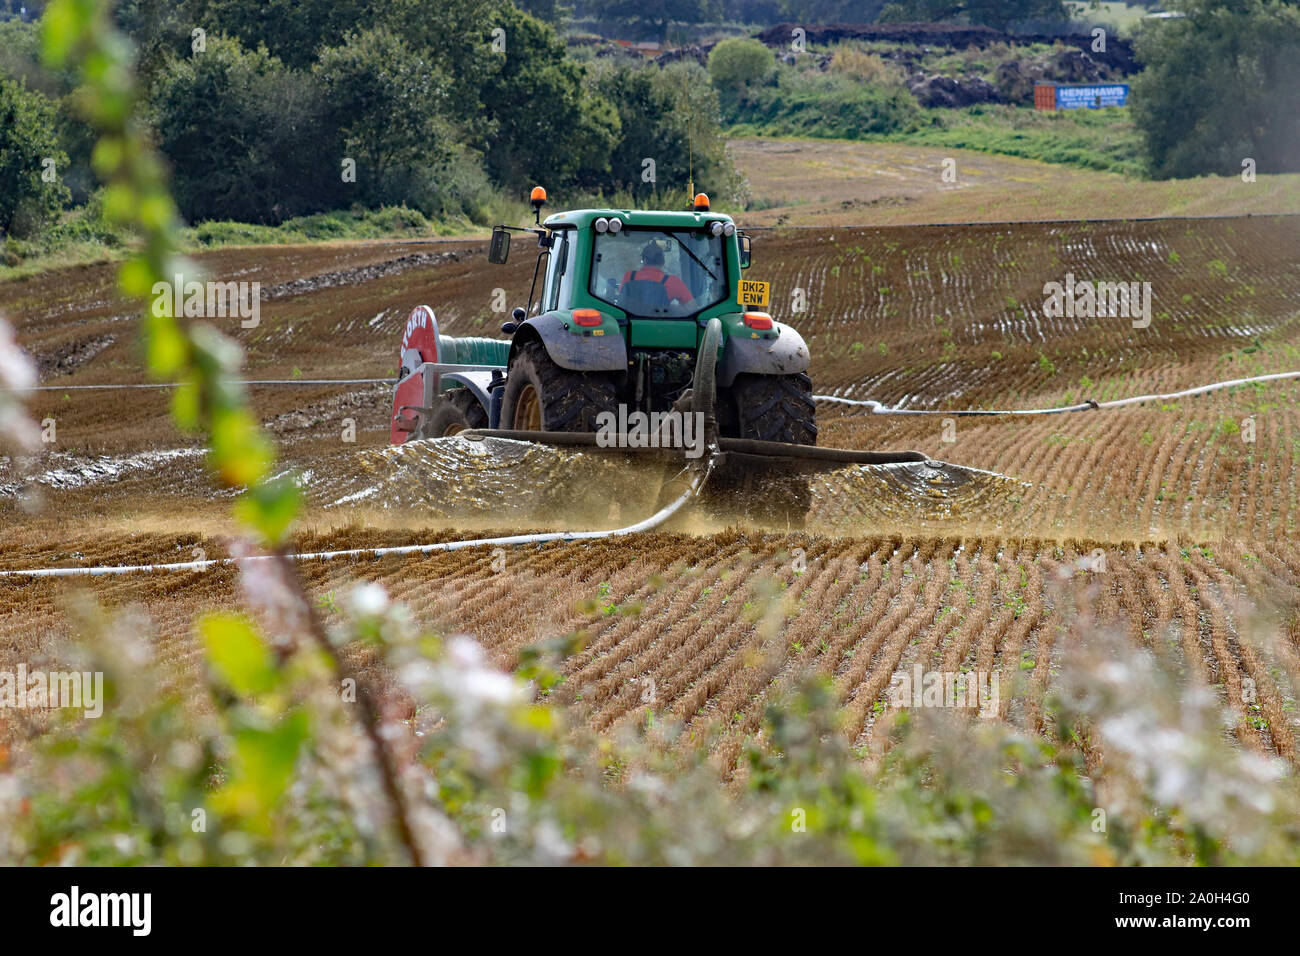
[419,388,488,438]
[501,339,617,432]
[719,372,817,445]
[714,372,817,526]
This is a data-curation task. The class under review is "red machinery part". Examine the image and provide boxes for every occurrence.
[390,373,425,444]
[401,305,441,365]
[391,306,441,444]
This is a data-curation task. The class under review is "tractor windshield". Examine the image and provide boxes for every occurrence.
[589,228,727,317]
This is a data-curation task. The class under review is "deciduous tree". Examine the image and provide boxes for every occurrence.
[0,75,69,236]
[1132,0,1300,178]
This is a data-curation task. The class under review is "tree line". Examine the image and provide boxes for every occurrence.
[1,0,737,236]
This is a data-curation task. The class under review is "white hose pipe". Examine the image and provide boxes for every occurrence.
[0,458,715,578]
[814,370,1300,416]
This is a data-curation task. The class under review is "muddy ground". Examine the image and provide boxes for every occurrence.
[2,216,1299,767]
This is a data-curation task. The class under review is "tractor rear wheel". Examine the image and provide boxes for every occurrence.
[419,388,488,438]
[714,372,817,526]
[720,372,817,445]
[501,340,617,432]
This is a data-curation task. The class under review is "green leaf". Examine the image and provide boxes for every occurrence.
[40,0,84,67]
[137,194,175,232]
[143,312,187,376]
[211,710,310,824]
[90,138,126,181]
[234,476,300,545]
[170,379,201,431]
[210,407,272,487]
[118,257,155,299]
[200,613,278,698]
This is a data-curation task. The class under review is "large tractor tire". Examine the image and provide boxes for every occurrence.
[719,372,818,445]
[714,372,817,527]
[500,340,617,432]
[418,388,488,438]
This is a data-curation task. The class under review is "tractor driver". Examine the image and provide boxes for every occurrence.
[620,242,693,310]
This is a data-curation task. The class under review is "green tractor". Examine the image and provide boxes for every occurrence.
[391,189,816,451]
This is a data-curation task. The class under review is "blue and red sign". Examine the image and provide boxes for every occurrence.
[1051,83,1130,109]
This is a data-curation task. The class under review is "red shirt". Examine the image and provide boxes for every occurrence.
[620,267,693,305]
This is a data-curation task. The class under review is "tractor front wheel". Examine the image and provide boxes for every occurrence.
[500,340,617,432]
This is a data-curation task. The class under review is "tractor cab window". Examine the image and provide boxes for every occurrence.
[538,227,575,314]
[590,228,727,318]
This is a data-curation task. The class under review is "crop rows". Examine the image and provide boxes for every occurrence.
[3,215,1298,768]
[4,531,1298,770]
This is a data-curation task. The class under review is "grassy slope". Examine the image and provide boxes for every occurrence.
[729,137,1300,227]
[902,105,1145,177]
[730,104,1145,178]
[0,205,505,283]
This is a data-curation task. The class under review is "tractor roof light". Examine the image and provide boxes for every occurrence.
[723,222,736,236]
[709,221,724,237]
[530,186,547,206]
[743,311,774,330]
[573,308,603,327]
[594,217,609,233]
[607,217,623,233]
[693,192,710,211]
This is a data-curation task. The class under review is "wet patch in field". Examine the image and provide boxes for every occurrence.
[301,435,1040,535]
[807,460,1040,535]
[261,249,470,300]
[0,447,206,497]
[304,436,683,529]
[34,333,115,380]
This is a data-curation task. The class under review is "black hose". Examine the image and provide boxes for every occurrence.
[694,317,721,449]
[719,438,927,464]
[459,319,928,467]
[457,428,928,465]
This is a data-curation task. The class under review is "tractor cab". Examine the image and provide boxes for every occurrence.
[393,188,811,453]
[490,191,751,327]
[589,221,725,318]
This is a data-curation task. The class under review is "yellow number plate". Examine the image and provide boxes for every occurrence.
[737,279,770,308]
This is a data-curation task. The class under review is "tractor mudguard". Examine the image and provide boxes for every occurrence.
[718,320,811,387]
[513,311,627,372]
[440,371,497,416]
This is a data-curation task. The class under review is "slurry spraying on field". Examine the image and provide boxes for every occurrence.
[299,434,1037,537]
[808,460,1039,535]
[309,436,676,528]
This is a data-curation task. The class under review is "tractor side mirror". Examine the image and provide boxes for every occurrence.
[488,226,510,264]
[739,234,752,270]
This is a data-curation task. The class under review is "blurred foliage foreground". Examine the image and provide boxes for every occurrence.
[3,0,1299,867]
[2,564,1300,866]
